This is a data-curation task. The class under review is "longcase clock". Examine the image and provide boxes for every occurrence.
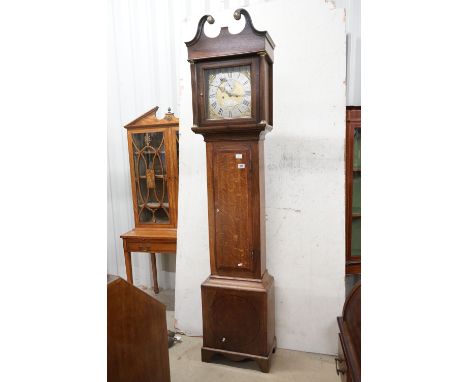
[186,9,276,372]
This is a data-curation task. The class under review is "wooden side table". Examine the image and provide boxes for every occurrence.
[121,228,177,294]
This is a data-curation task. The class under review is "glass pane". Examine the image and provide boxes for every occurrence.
[205,65,252,120]
[353,127,361,170]
[131,132,170,224]
[352,173,361,214]
[351,218,361,258]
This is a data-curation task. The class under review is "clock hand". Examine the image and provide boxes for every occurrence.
[224,88,243,98]
[225,83,243,97]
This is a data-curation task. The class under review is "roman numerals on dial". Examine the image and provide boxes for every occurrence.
[206,65,252,120]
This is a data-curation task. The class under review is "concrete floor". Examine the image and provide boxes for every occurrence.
[141,286,341,382]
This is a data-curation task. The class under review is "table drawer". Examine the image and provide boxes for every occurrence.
[124,239,176,253]
[126,240,157,252]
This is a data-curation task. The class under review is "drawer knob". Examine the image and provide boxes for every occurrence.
[221,337,226,342]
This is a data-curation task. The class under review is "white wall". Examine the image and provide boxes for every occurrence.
[174,0,346,355]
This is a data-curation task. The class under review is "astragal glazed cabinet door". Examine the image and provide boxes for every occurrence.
[129,129,172,226]
[124,107,179,229]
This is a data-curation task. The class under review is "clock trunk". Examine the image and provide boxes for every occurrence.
[206,140,266,279]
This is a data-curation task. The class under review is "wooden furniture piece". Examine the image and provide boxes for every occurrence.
[107,275,171,382]
[121,107,179,293]
[186,9,276,372]
[335,281,361,382]
[345,107,361,274]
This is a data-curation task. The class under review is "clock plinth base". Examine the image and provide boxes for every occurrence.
[201,336,276,373]
[201,272,276,373]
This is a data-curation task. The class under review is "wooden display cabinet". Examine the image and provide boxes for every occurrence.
[346,107,361,274]
[186,9,276,372]
[120,106,179,293]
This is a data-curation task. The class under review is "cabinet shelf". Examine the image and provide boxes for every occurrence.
[353,168,361,173]
[139,175,166,179]
[352,212,361,218]
[140,150,166,155]
[138,202,169,209]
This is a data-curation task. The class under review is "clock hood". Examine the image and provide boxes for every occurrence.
[185,8,275,63]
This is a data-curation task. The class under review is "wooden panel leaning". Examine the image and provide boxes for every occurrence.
[107,275,170,382]
[335,281,361,382]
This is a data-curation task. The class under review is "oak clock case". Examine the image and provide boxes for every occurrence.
[186,9,276,373]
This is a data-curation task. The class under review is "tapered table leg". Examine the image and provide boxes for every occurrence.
[124,251,133,284]
[150,253,159,294]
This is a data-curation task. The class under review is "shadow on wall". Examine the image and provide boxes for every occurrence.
[160,253,176,273]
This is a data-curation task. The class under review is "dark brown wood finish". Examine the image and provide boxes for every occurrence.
[121,108,179,293]
[188,10,273,130]
[205,140,266,279]
[186,8,275,372]
[213,143,253,275]
[196,56,260,127]
[201,272,276,373]
[186,10,275,62]
[336,281,361,382]
[345,106,361,274]
[107,275,170,382]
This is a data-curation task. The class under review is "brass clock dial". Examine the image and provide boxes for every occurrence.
[206,65,251,120]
